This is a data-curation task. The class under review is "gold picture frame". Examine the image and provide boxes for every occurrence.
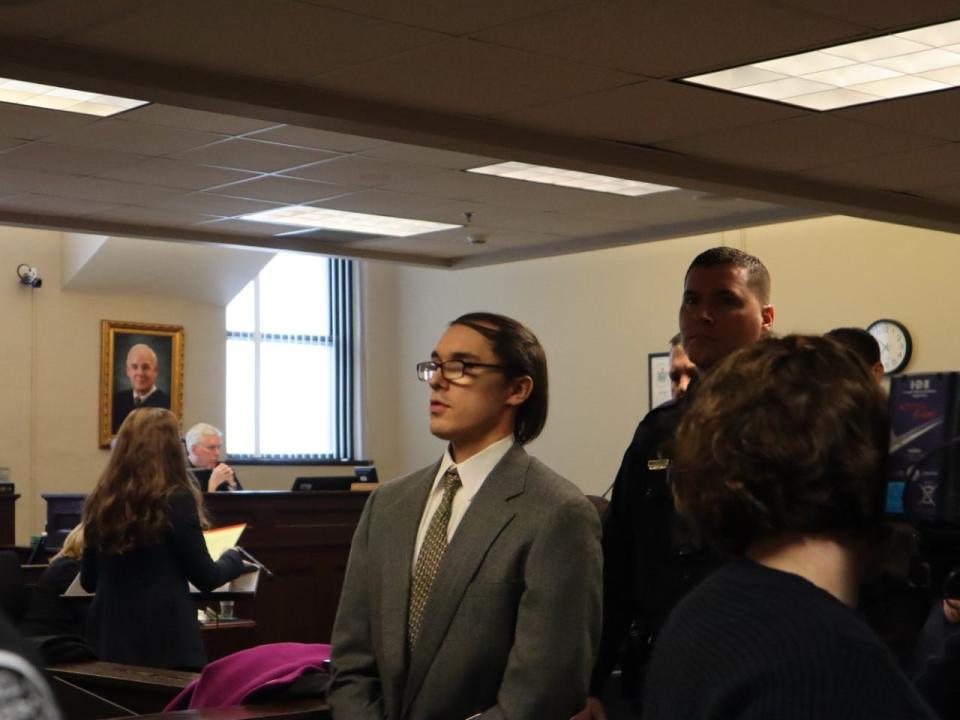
[99,320,184,447]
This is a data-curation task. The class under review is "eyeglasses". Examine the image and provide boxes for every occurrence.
[416,360,507,382]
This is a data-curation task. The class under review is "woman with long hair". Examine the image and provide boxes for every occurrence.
[81,408,244,670]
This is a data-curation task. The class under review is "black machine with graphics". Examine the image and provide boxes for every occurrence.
[887,372,960,598]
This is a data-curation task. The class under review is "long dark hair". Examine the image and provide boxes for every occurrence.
[83,408,207,554]
[451,312,548,444]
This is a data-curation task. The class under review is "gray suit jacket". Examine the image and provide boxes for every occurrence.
[328,443,602,720]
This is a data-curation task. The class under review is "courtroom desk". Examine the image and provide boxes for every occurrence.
[202,619,258,662]
[203,491,367,650]
[112,698,330,720]
[48,660,196,718]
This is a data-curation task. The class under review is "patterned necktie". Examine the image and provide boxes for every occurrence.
[408,466,462,650]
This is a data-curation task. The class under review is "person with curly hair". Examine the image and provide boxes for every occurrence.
[81,408,245,670]
[642,335,936,720]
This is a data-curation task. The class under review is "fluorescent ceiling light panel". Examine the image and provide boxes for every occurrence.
[684,16,960,110]
[0,77,148,116]
[240,206,461,237]
[467,161,677,196]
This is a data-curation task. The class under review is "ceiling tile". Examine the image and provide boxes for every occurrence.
[771,1,960,30]
[88,205,220,227]
[654,114,940,172]
[494,80,805,144]
[275,228,382,243]
[195,217,305,236]
[283,155,446,187]
[0,0,137,40]
[800,143,960,190]
[146,192,282,218]
[363,143,500,169]
[246,126,387,153]
[121,104,278,136]
[211,175,358,203]
[383,168,688,217]
[0,103,99,140]
[313,189,476,222]
[470,0,869,77]
[307,38,639,116]
[96,158,259,190]
[172,138,339,173]
[298,0,585,35]
[0,166,79,195]
[67,0,445,82]
[45,117,227,156]
[834,89,960,141]
[43,175,183,205]
[0,141,146,175]
[0,193,122,216]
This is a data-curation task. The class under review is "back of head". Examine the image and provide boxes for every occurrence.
[53,524,84,562]
[450,312,548,444]
[672,335,888,553]
[685,246,771,305]
[84,408,205,553]
[826,327,881,367]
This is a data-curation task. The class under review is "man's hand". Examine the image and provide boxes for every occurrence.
[571,697,607,720]
[943,598,960,624]
[208,463,236,492]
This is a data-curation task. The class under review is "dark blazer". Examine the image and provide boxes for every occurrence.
[81,488,244,670]
[18,556,85,638]
[328,444,602,720]
[111,387,170,433]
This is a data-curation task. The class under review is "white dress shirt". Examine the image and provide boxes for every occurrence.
[412,434,514,569]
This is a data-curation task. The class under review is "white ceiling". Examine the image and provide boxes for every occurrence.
[0,1,958,267]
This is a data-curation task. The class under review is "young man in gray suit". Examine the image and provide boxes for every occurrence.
[328,312,602,720]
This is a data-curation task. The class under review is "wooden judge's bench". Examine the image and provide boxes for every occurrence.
[42,490,370,659]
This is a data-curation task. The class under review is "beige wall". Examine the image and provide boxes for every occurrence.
[364,215,960,495]
[4,214,960,541]
[1,226,226,544]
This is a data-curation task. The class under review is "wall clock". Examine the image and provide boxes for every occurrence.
[867,319,912,375]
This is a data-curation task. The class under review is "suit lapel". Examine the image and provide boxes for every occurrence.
[401,445,528,716]
[379,462,438,706]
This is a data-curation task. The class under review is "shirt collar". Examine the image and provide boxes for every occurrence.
[134,386,158,401]
[434,434,514,500]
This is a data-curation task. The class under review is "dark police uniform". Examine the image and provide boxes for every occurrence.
[589,388,724,715]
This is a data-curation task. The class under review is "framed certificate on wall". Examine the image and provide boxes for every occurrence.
[648,352,672,410]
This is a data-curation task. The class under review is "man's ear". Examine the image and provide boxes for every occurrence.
[505,376,533,407]
[760,304,775,334]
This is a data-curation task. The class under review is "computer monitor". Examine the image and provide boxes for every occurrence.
[291,476,354,492]
[354,466,379,484]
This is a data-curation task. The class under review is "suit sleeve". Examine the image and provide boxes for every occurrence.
[328,492,387,720]
[167,489,244,592]
[485,495,603,720]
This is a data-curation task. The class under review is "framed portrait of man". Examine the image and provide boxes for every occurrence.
[99,320,184,447]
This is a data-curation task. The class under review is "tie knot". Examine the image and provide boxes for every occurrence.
[442,467,461,494]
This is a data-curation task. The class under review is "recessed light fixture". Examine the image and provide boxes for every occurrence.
[0,78,149,116]
[240,206,461,237]
[467,161,677,196]
[684,17,960,110]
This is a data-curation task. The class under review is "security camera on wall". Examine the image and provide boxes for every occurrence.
[16,264,42,288]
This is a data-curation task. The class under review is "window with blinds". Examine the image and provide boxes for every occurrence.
[225,253,354,461]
